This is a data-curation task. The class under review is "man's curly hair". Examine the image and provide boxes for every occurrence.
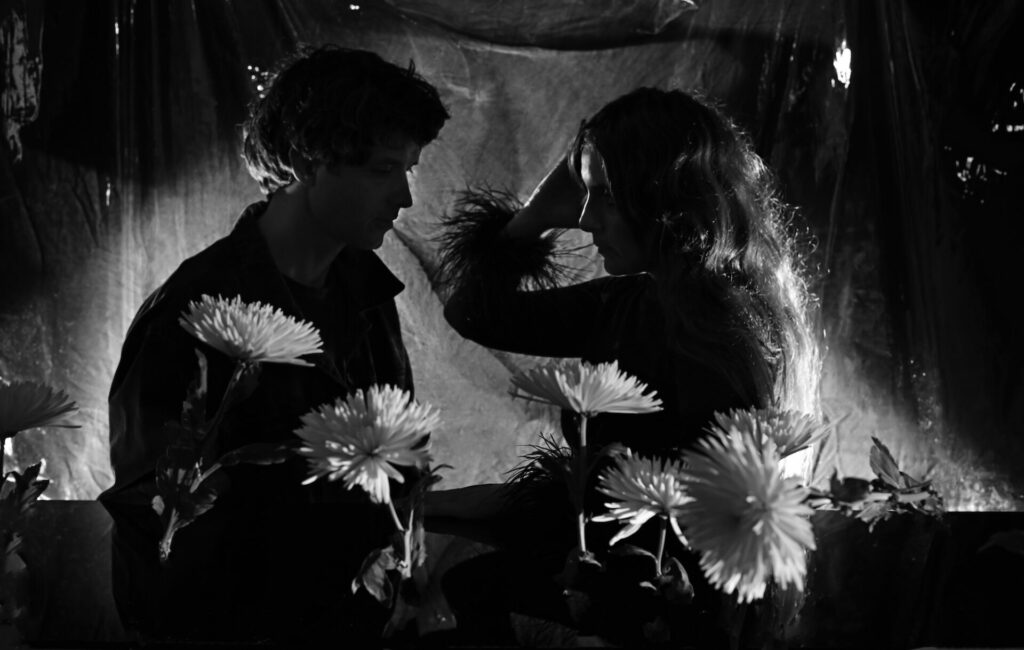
[241,45,450,194]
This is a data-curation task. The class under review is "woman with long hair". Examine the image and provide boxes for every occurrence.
[438,87,819,457]
[430,87,821,645]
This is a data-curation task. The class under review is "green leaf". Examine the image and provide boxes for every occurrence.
[0,465,49,519]
[869,437,904,489]
[605,544,659,584]
[352,545,398,605]
[895,491,932,504]
[155,445,200,497]
[215,443,292,468]
[656,556,695,606]
[17,478,47,510]
[555,548,603,591]
[19,463,41,485]
[186,471,230,516]
[856,500,893,531]
[0,477,14,502]
[899,471,929,491]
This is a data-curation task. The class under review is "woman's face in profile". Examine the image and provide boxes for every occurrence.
[578,147,648,276]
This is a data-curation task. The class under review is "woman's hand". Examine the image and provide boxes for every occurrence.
[504,155,583,239]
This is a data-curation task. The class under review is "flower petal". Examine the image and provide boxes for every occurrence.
[179,294,323,365]
[294,385,440,504]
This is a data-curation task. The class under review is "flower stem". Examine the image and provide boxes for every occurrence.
[193,462,222,492]
[655,516,667,576]
[1,434,8,478]
[577,415,589,555]
[387,499,406,533]
[159,508,180,564]
[200,361,249,464]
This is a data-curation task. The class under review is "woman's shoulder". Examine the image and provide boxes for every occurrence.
[574,272,655,299]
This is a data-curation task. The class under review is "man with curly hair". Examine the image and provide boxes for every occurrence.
[100,45,449,644]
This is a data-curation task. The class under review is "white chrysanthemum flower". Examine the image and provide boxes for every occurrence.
[294,385,439,504]
[593,451,692,546]
[712,407,828,459]
[179,294,322,366]
[510,360,662,417]
[0,381,79,436]
[712,407,828,481]
[678,427,815,603]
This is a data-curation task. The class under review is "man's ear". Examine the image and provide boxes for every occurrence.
[288,148,317,185]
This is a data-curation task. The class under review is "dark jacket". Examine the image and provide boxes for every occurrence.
[100,200,412,505]
[437,193,749,459]
[99,201,412,643]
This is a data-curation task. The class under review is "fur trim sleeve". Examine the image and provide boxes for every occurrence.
[434,188,571,299]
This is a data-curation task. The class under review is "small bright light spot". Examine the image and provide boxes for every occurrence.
[833,39,852,89]
[114,21,119,36]
[256,84,264,92]
[349,3,360,9]
[105,178,112,206]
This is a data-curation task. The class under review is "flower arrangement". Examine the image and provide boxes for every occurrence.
[295,385,447,638]
[153,294,945,644]
[504,359,944,645]
[156,294,451,641]
[153,295,320,562]
[511,360,662,557]
[677,425,815,603]
[0,381,79,633]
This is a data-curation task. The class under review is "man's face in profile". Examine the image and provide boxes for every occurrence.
[305,138,422,251]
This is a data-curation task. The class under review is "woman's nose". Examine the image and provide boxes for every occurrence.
[578,198,599,233]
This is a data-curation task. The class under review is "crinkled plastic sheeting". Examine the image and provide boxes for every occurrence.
[0,0,1021,508]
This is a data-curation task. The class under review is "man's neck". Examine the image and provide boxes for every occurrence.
[258,186,343,288]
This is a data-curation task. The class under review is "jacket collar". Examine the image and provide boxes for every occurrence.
[224,201,405,384]
[227,200,405,313]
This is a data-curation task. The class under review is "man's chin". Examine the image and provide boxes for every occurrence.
[361,231,389,251]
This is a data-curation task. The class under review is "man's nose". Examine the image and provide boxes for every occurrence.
[395,173,413,209]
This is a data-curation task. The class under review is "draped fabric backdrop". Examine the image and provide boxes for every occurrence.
[1,0,1021,508]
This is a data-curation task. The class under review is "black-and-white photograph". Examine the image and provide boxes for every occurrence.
[1,1,1021,647]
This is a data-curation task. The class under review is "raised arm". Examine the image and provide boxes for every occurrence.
[436,157,602,358]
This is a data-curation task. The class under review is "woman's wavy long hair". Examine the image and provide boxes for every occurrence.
[569,88,820,415]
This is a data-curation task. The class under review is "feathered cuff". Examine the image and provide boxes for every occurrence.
[434,188,571,300]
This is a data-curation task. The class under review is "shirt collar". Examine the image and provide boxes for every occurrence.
[228,201,406,313]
